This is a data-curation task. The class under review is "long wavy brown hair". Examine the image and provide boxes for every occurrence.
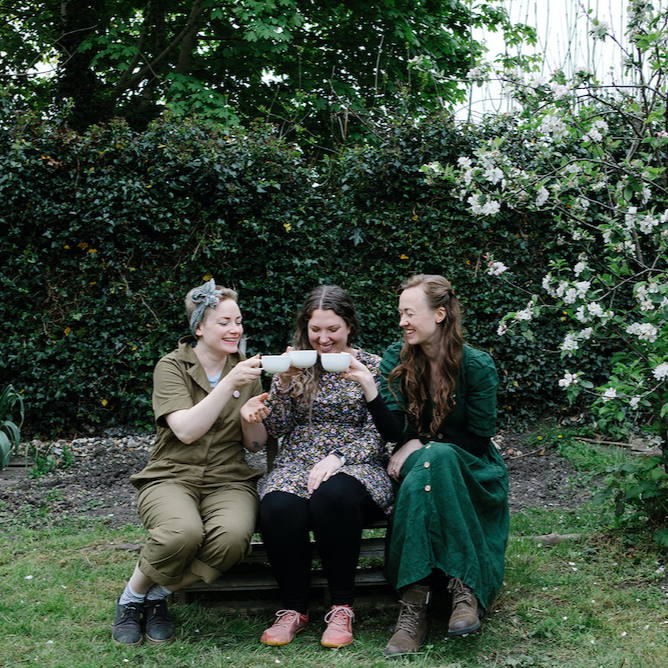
[388,275,463,436]
[290,285,359,411]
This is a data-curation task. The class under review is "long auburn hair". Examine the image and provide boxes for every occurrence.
[290,285,359,410]
[388,275,463,436]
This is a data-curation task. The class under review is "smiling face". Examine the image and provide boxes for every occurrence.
[307,308,352,355]
[398,285,446,350]
[195,298,243,357]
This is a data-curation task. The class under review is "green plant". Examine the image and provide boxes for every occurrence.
[425,4,668,537]
[593,454,668,548]
[0,384,24,469]
[0,103,597,437]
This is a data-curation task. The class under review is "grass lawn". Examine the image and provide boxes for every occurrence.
[1,440,667,667]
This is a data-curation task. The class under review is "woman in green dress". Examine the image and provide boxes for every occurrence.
[366,274,509,657]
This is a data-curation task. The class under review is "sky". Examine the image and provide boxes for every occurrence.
[456,0,639,120]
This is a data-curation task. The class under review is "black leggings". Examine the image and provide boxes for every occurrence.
[260,473,384,614]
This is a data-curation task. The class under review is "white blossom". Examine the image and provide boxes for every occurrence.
[497,322,508,336]
[642,186,652,204]
[514,308,533,321]
[638,215,658,234]
[626,322,659,342]
[457,156,472,168]
[602,387,617,401]
[635,284,649,300]
[483,167,504,184]
[561,333,579,354]
[593,119,609,133]
[574,261,587,276]
[535,186,549,207]
[629,396,641,409]
[488,261,509,276]
[558,372,580,388]
[578,327,594,340]
[542,274,557,296]
[540,114,568,138]
[587,302,605,317]
[653,363,668,381]
[590,19,609,40]
[482,200,501,216]
[615,240,636,254]
[584,128,603,142]
[551,83,570,100]
[468,195,483,215]
[563,288,578,304]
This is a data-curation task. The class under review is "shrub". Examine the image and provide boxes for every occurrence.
[0,385,24,468]
[0,98,605,436]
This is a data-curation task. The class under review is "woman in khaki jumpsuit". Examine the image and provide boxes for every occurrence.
[111,279,269,646]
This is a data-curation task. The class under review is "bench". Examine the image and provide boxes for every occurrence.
[173,437,394,609]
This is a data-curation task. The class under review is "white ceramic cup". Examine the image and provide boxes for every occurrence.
[321,352,352,372]
[261,355,291,374]
[288,349,318,368]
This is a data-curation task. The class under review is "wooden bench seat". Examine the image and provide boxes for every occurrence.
[173,520,390,606]
[173,438,394,608]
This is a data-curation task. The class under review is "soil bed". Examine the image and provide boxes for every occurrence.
[0,429,595,528]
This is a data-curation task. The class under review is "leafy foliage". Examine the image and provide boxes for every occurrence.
[0,0,523,144]
[423,2,668,538]
[0,91,610,436]
[0,385,24,469]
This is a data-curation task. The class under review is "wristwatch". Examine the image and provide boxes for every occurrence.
[331,449,346,465]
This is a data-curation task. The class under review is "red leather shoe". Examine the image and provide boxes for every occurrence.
[260,609,309,646]
[321,605,354,648]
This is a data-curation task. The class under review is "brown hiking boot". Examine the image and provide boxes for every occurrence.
[447,578,481,636]
[383,584,430,657]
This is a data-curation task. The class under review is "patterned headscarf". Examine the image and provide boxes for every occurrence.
[189,278,222,335]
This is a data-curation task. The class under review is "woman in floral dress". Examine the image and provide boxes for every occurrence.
[252,285,393,648]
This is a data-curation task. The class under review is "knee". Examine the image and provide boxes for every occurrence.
[310,477,358,517]
[426,441,459,464]
[206,521,253,562]
[151,519,205,555]
[261,492,303,526]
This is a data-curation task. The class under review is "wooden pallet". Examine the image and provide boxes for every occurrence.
[0,457,32,489]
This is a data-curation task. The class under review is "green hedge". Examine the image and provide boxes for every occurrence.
[0,100,609,436]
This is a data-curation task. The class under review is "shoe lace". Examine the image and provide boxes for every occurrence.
[120,601,143,620]
[324,605,354,632]
[448,578,474,607]
[394,601,422,636]
[271,609,302,629]
[146,599,170,621]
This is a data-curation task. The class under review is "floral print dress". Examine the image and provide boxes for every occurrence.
[260,349,394,514]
